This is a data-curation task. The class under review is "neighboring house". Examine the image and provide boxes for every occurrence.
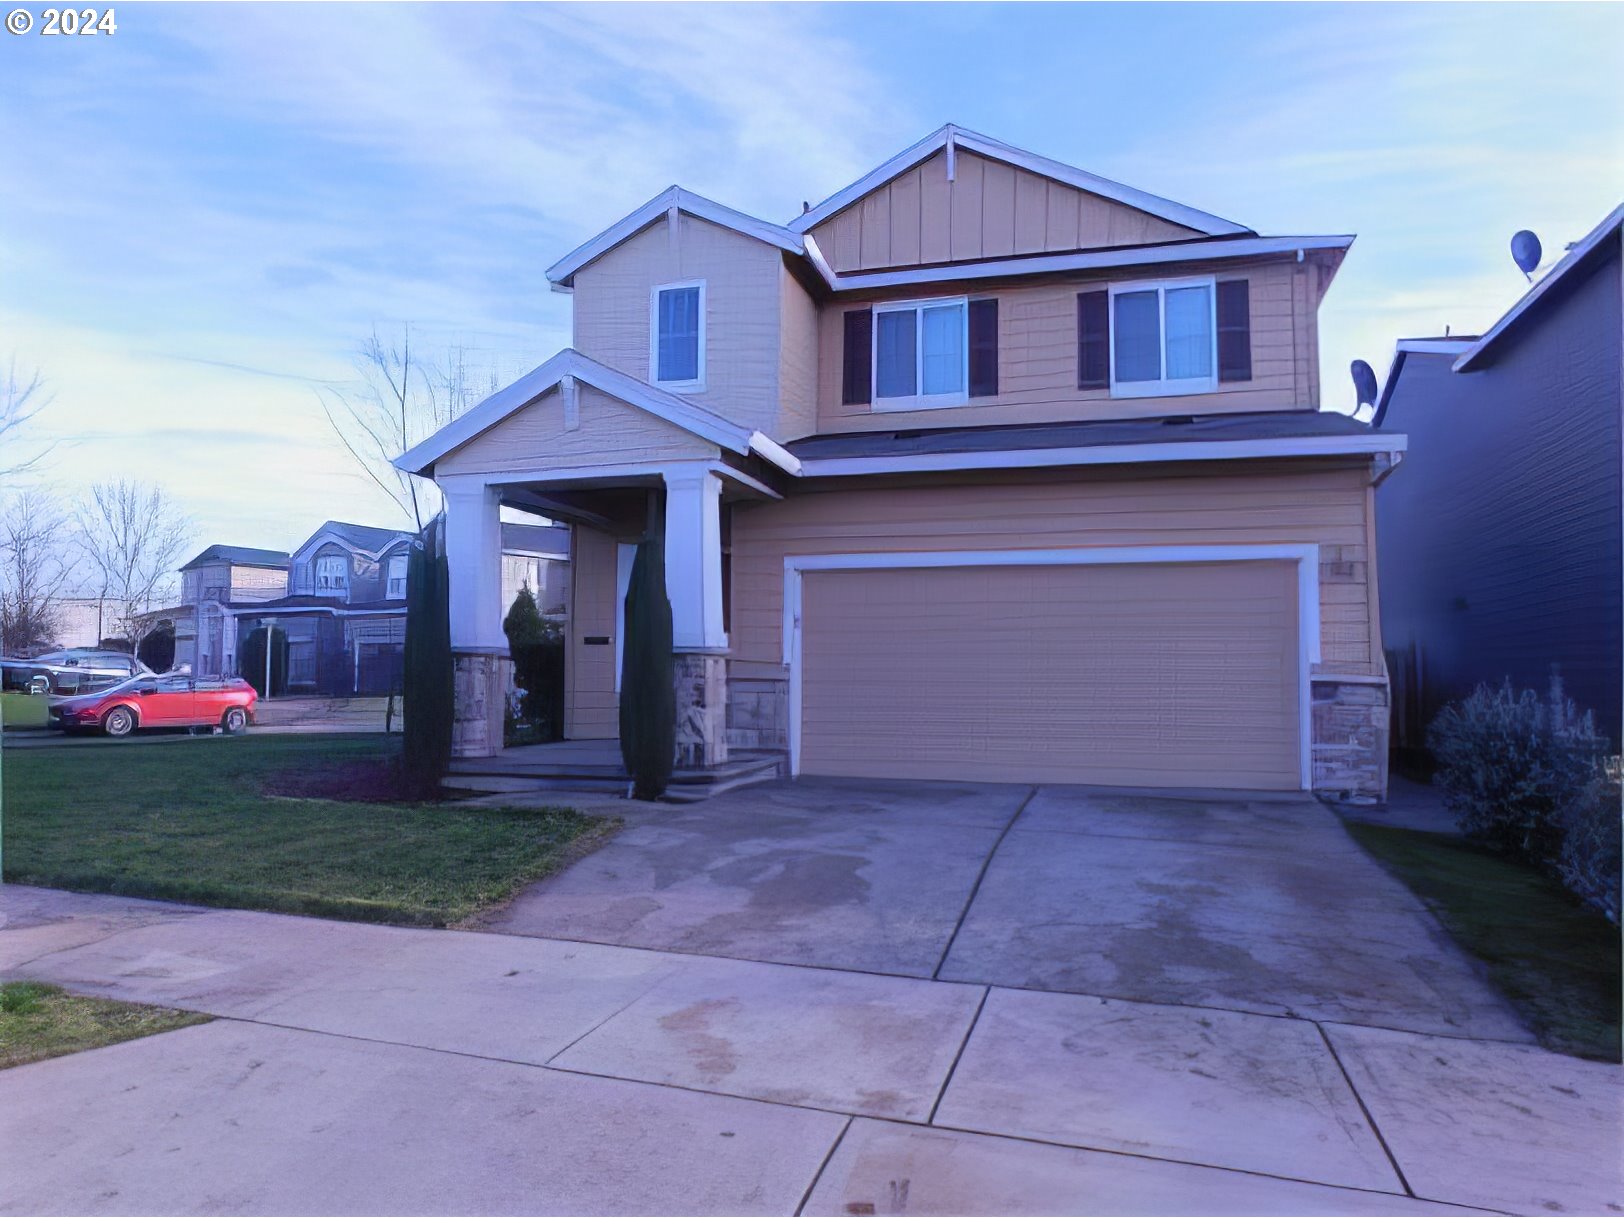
[501,521,572,620]
[47,596,120,649]
[231,521,415,695]
[1375,205,1622,753]
[397,124,1405,796]
[155,544,291,675]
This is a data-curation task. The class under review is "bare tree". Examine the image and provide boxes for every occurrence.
[0,489,71,653]
[0,355,56,478]
[74,480,192,644]
[319,326,501,531]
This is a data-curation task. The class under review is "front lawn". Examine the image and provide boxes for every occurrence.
[1347,822,1621,1061]
[1,734,613,926]
[0,980,211,1070]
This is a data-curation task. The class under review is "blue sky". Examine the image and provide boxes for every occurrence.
[2,2,1620,552]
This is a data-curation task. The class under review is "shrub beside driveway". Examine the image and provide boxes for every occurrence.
[0,734,613,925]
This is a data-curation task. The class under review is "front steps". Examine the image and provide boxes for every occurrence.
[446,749,785,803]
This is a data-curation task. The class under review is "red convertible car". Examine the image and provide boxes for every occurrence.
[49,673,257,737]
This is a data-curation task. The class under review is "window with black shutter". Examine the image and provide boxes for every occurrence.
[1077,290,1109,390]
[1217,279,1252,382]
[968,298,998,398]
[842,309,872,406]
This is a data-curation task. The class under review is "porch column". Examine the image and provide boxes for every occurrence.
[441,478,510,758]
[661,467,728,767]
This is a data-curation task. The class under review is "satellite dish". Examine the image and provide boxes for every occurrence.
[1511,230,1542,279]
[1351,359,1378,410]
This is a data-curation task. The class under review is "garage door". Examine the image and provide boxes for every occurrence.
[798,560,1303,789]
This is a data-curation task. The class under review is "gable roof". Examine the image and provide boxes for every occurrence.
[790,124,1254,239]
[1453,203,1623,372]
[181,544,289,572]
[393,349,800,478]
[547,186,804,290]
[296,521,414,559]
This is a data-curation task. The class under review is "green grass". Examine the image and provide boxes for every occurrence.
[0,980,211,1070]
[1347,822,1621,1061]
[1,733,615,926]
[0,692,48,729]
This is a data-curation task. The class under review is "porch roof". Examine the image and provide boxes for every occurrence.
[393,349,800,479]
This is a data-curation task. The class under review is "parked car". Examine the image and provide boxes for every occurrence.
[48,673,257,737]
[1,648,151,695]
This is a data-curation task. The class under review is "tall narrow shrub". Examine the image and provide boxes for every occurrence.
[618,537,675,800]
[403,525,453,794]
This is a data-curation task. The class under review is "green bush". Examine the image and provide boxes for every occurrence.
[1427,673,1605,864]
[503,584,563,738]
[1557,763,1622,926]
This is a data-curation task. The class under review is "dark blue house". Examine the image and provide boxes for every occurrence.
[1375,205,1622,756]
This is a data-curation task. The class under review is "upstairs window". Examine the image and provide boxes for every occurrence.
[873,297,967,410]
[386,553,407,599]
[314,554,348,595]
[1108,277,1216,398]
[651,281,705,391]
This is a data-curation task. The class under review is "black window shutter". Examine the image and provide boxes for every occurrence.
[968,298,998,397]
[842,309,872,405]
[1217,279,1252,382]
[1077,290,1109,390]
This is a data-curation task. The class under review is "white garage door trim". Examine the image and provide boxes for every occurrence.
[782,544,1320,788]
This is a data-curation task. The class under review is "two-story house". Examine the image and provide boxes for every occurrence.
[397,125,1406,796]
[171,544,292,675]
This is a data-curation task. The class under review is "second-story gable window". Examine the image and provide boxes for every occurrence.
[386,553,407,599]
[873,297,967,409]
[651,280,705,391]
[315,554,348,595]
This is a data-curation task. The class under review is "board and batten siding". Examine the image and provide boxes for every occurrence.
[571,213,787,436]
[435,384,719,478]
[808,149,1201,273]
[565,526,621,739]
[815,258,1323,433]
[728,464,1379,681]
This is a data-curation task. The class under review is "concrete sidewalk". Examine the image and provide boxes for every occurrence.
[2,885,1619,1216]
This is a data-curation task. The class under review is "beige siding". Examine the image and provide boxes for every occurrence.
[729,464,1376,679]
[565,526,619,739]
[799,561,1301,788]
[815,258,1313,432]
[808,150,1201,274]
[571,214,784,434]
[436,384,719,477]
[777,267,820,440]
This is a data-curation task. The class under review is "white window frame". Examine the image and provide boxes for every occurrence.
[649,279,706,393]
[1108,275,1218,399]
[871,295,969,412]
[314,554,349,595]
[386,553,407,599]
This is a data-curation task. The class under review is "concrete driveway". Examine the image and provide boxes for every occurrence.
[486,779,1527,1040]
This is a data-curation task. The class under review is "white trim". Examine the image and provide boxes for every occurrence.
[443,459,777,494]
[824,234,1354,294]
[801,232,837,289]
[871,295,970,411]
[747,431,802,476]
[394,349,799,477]
[789,124,1251,238]
[1107,275,1218,399]
[290,529,410,570]
[782,544,1319,789]
[547,185,804,287]
[1395,339,1474,356]
[649,279,707,393]
[796,432,1408,479]
[1453,203,1623,372]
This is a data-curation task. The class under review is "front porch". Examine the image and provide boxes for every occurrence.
[447,737,785,802]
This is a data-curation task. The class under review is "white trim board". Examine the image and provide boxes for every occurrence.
[547,185,804,288]
[789,124,1252,238]
[821,234,1353,294]
[781,543,1320,789]
[795,432,1407,479]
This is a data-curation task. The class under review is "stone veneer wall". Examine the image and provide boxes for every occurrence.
[451,651,511,759]
[1310,676,1390,799]
[674,652,729,768]
[726,674,789,751]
